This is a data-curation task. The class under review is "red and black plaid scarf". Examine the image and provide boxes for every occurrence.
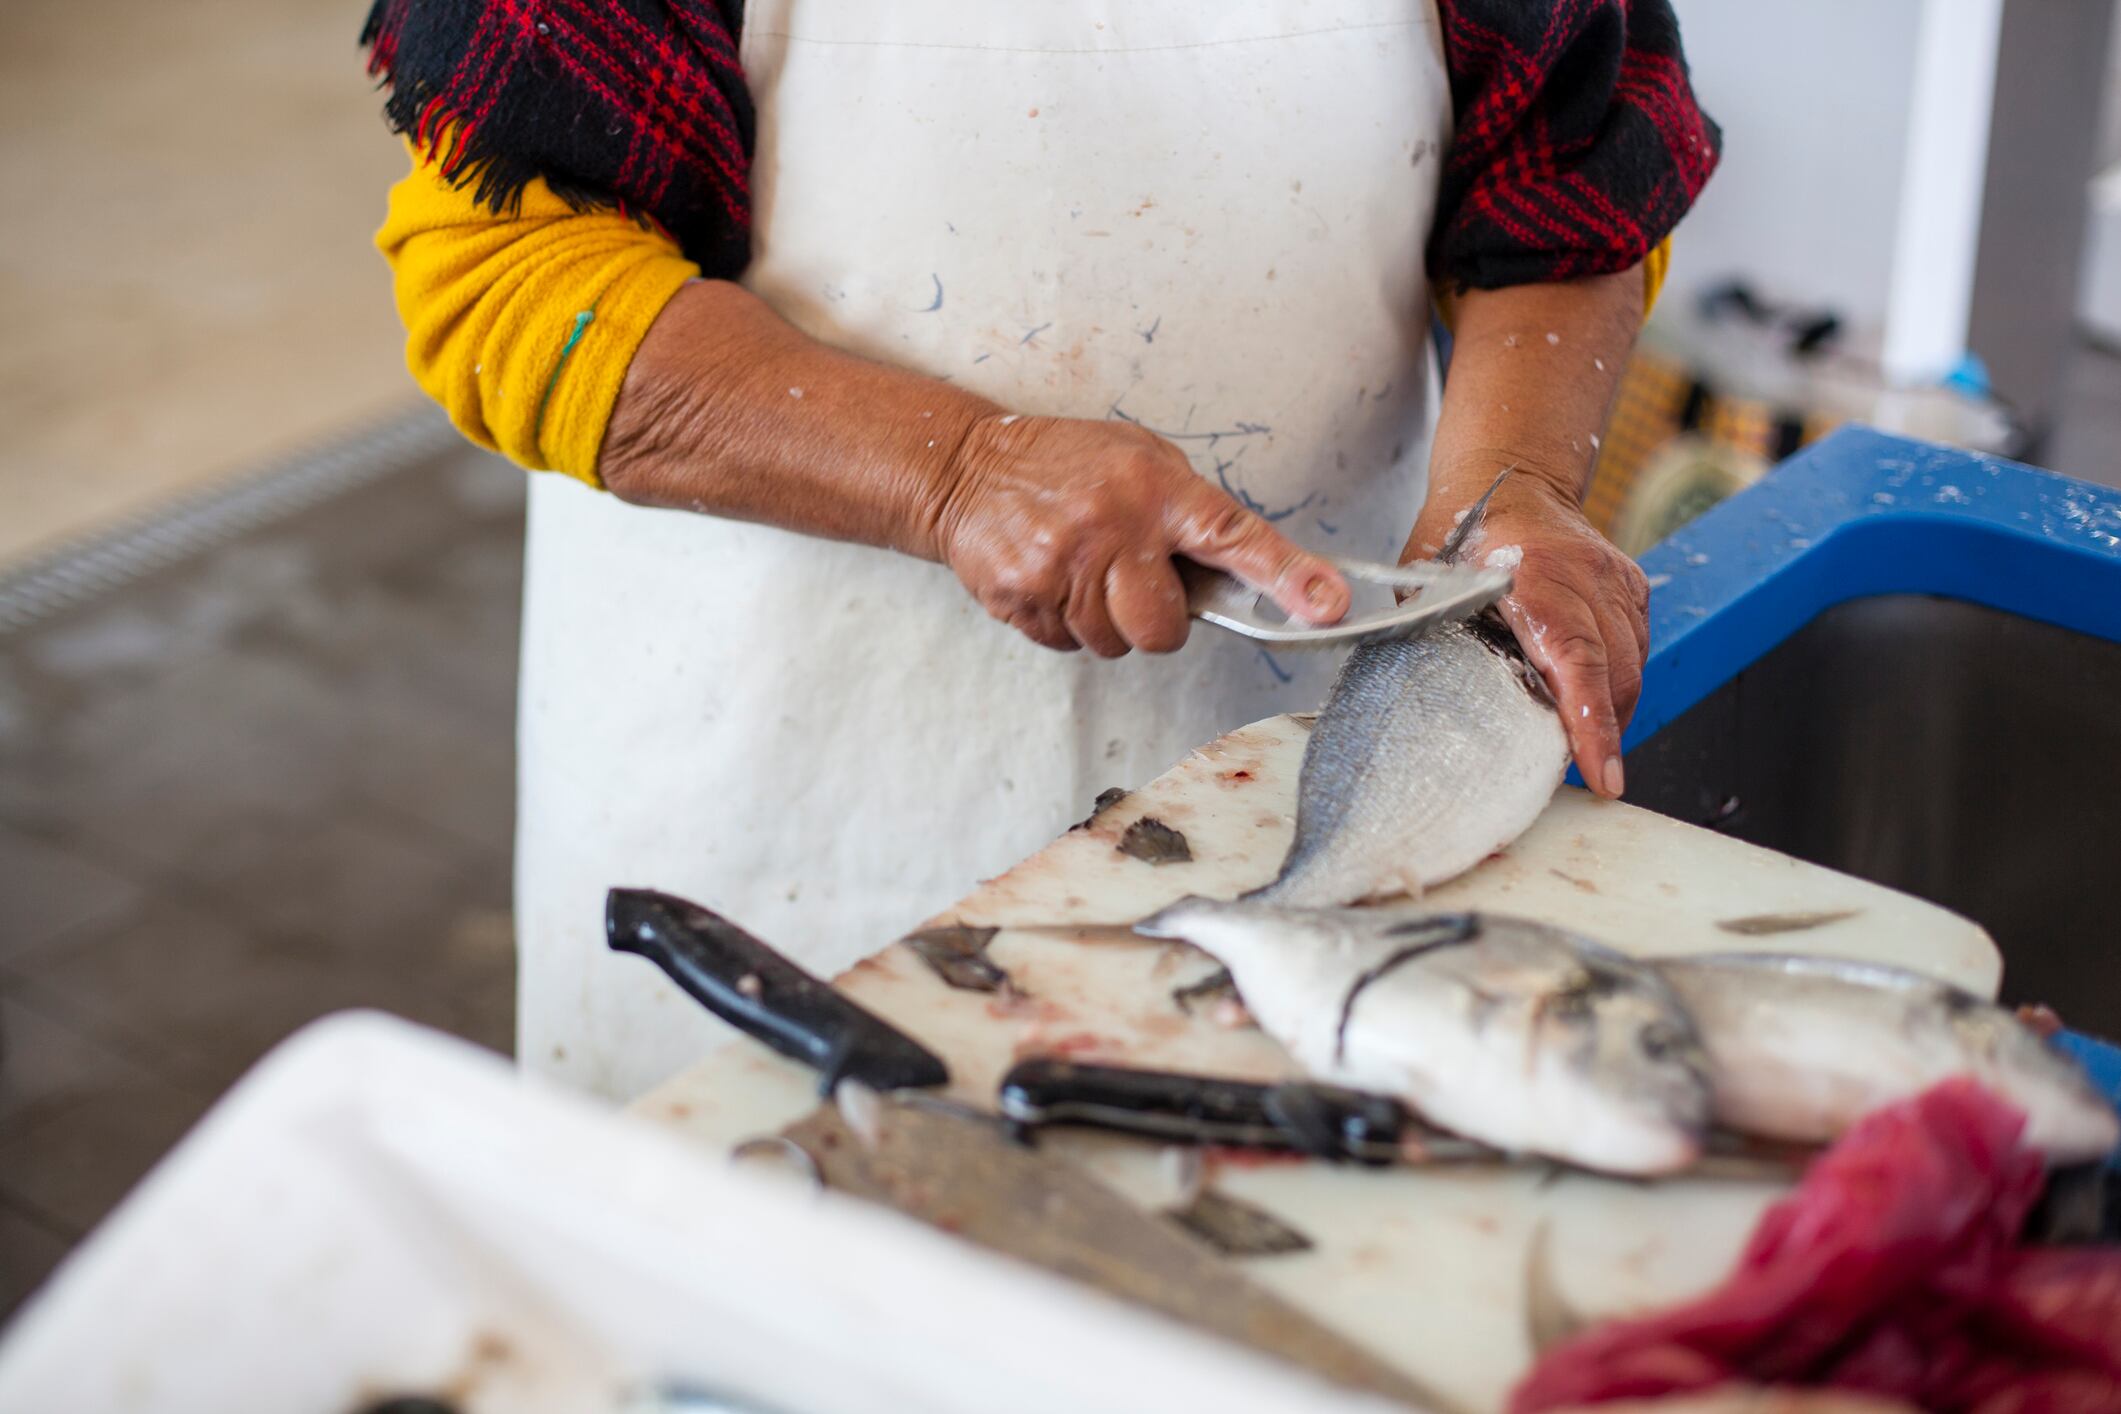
[362,0,755,275]
[362,0,1718,289]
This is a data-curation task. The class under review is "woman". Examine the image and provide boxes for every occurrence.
[365,0,1720,1099]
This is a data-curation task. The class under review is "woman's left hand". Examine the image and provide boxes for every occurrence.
[1402,473,1648,799]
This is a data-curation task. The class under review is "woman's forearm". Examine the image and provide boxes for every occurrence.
[596,278,1350,653]
[1420,268,1644,544]
[1404,267,1652,798]
[597,279,1000,561]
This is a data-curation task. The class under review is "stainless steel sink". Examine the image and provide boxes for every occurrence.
[1625,593,2121,1033]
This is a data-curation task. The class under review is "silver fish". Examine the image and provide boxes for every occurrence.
[1656,953,2121,1164]
[1249,621,1569,905]
[1252,467,1567,906]
[1139,899,1712,1175]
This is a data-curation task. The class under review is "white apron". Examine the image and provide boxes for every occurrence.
[516,0,1453,1099]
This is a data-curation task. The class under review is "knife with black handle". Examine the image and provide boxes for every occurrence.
[607,887,948,1094]
[999,1058,1493,1164]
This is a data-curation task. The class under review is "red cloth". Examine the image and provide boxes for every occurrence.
[1511,1080,2121,1413]
[1430,0,1722,288]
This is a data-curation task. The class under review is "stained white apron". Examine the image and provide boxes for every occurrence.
[516,0,1453,1099]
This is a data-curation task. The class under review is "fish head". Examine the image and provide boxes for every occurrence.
[1532,957,1712,1174]
[1946,999,2121,1164]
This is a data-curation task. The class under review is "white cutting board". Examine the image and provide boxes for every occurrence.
[633,713,1998,1414]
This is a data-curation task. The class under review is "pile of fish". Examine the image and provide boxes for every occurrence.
[1140,897,2121,1175]
[1134,475,2118,1173]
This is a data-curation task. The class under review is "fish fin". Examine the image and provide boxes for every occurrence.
[1171,966,1239,1016]
[1438,462,1518,565]
[1358,873,1424,906]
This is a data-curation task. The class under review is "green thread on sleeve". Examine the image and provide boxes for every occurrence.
[534,309,597,444]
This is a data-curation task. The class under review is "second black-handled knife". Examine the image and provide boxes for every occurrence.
[999,1058,1493,1164]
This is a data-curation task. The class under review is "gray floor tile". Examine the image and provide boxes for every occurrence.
[350,696,516,859]
[0,1069,213,1235]
[194,812,480,963]
[0,1198,76,1321]
[5,899,433,1093]
[5,648,361,877]
[0,826,144,960]
[0,991,189,1128]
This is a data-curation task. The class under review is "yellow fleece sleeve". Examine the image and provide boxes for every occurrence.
[1640,236,1671,317]
[375,142,700,485]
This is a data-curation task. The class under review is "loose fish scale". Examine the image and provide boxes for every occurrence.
[1253,624,1568,906]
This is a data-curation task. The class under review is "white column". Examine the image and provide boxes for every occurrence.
[1880,0,2006,387]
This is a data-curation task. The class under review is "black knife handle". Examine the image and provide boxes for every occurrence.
[607,888,949,1096]
[998,1059,1415,1165]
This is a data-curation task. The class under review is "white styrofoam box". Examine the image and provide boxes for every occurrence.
[0,1012,1408,1414]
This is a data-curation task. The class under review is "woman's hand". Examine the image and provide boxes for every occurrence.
[935,414,1349,656]
[1404,472,1648,798]
[1416,262,1649,795]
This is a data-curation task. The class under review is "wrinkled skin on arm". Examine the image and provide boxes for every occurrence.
[1403,268,1650,797]
[598,279,1350,656]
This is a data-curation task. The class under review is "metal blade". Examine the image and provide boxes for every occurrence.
[1183,555,1510,649]
[779,1098,1450,1410]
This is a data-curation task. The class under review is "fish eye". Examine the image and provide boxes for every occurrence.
[1638,1023,1681,1061]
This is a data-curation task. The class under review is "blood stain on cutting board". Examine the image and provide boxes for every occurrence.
[983,993,1070,1025]
[1013,1030,1117,1061]
[845,951,907,982]
[1131,1011,1192,1042]
[1347,1241,1392,1270]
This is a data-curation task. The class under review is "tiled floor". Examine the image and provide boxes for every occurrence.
[0,433,523,1316]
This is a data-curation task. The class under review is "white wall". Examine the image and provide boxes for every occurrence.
[1664,0,1926,333]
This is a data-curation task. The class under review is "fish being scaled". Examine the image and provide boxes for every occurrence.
[1139,899,1712,1175]
[1656,953,2121,1165]
[1251,622,1570,906]
[1251,470,1567,906]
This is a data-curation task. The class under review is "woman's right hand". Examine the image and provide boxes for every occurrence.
[933,415,1349,657]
